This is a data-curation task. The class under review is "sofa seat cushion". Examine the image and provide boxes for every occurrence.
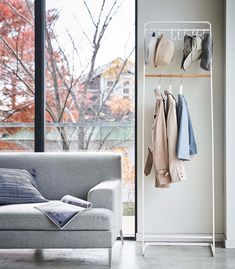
[0,202,114,231]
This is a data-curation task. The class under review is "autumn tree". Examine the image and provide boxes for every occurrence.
[0,0,134,151]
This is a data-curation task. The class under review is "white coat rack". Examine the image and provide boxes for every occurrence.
[141,21,215,256]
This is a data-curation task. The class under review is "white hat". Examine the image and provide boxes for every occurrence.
[144,32,151,65]
[144,32,157,66]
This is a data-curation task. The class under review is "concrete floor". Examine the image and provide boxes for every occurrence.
[0,241,235,269]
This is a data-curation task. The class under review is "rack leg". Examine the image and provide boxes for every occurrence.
[120,229,124,244]
[108,248,112,267]
[210,244,215,257]
[142,242,148,256]
[142,244,145,256]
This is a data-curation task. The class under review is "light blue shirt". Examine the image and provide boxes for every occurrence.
[177,94,197,161]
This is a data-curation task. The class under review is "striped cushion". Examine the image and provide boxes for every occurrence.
[0,168,48,205]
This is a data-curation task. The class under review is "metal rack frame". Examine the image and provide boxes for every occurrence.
[141,21,215,257]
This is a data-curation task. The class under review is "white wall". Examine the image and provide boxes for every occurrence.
[137,0,225,240]
[225,0,235,248]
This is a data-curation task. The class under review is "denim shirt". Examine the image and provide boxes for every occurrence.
[177,94,197,161]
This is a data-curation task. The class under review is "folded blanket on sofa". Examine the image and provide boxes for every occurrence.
[35,195,92,229]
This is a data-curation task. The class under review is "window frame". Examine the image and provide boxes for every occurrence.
[35,0,45,152]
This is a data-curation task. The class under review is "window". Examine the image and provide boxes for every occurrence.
[45,0,135,236]
[0,0,35,151]
[123,81,130,86]
[0,0,136,237]
[123,88,130,95]
[107,81,114,87]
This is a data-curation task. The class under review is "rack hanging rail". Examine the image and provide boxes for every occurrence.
[146,28,210,32]
[145,73,211,78]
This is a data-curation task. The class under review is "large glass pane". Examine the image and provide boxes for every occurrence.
[45,0,135,236]
[0,0,34,151]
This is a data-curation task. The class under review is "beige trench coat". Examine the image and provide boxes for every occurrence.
[144,89,187,188]
[144,90,171,188]
[165,89,187,183]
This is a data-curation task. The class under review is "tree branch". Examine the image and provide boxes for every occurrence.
[46,30,62,117]
[98,127,114,150]
[0,36,34,80]
[1,62,34,96]
[83,0,97,27]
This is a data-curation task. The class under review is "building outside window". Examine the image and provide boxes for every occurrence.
[123,88,130,95]
[107,80,114,87]
[123,81,130,87]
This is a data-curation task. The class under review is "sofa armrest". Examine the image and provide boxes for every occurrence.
[87,179,122,233]
[87,179,121,211]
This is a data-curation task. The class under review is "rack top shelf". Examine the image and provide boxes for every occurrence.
[145,73,211,78]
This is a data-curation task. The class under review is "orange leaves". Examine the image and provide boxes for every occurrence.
[122,154,135,184]
[0,0,33,32]
[0,0,34,70]
[102,58,134,79]
[47,8,59,24]
[108,96,134,117]
[0,141,25,151]
[103,58,124,79]
[112,148,135,184]
[2,103,34,135]
[4,103,34,123]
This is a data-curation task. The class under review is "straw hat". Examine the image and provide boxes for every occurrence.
[154,34,175,67]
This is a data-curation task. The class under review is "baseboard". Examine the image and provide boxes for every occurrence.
[225,240,235,248]
[136,233,225,243]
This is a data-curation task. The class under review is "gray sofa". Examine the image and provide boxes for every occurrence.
[0,152,123,266]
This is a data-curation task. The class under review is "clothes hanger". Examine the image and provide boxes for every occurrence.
[169,75,172,91]
[154,75,161,96]
[158,29,161,37]
[179,74,183,95]
[177,29,183,40]
[171,29,176,40]
[158,74,161,90]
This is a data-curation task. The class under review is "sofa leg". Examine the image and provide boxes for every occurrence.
[34,249,43,261]
[108,248,112,267]
[120,229,124,244]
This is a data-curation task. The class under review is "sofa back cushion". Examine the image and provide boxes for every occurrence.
[0,152,121,200]
[0,168,48,204]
